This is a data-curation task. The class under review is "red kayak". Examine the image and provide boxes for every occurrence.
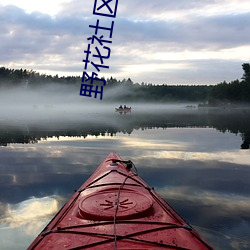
[28,152,213,249]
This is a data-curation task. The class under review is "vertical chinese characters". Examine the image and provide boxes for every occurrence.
[80,0,119,100]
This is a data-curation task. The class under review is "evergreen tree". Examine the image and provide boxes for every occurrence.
[242,63,250,83]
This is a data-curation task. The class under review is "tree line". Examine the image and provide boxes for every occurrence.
[0,63,249,104]
[208,63,250,105]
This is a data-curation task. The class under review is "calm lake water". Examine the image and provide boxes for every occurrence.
[0,104,250,249]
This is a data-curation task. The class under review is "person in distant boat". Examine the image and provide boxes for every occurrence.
[119,105,122,109]
[124,105,127,109]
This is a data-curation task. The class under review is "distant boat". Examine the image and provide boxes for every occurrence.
[115,107,132,113]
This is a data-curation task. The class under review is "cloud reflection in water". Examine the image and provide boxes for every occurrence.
[0,127,250,249]
[0,196,61,250]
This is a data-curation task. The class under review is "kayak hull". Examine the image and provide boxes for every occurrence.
[28,152,213,249]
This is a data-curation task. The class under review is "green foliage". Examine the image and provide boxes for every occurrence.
[0,67,81,87]
[242,63,250,82]
[209,63,250,104]
[0,63,250,103]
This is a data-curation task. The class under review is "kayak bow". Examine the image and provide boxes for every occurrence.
[28,152,213,249]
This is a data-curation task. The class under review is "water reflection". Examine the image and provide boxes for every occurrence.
[1,196,59,228]
[0,107,250,149]
[0,196,62,250]
[0,108,250,249]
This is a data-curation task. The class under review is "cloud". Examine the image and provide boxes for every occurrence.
[0,1,250,84]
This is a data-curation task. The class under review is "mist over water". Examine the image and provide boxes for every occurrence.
[0,84,250,249]
[0,84,198,125]
[0,85,108,121]
[1,84,250,150]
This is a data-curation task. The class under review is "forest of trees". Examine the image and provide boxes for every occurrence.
[0,63,250,104]
[208,63,250,105]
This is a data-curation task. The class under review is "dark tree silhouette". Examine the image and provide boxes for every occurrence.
[242,63,250,82]
[0,64,250,103]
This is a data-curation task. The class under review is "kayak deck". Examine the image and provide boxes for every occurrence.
[28,152,213,249]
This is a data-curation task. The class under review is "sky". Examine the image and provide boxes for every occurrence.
[0,0,250,85]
